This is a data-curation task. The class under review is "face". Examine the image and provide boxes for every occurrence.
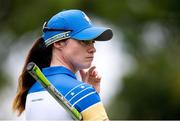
[61,39,96,71]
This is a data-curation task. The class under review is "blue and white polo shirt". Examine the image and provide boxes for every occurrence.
[25,66,108,120]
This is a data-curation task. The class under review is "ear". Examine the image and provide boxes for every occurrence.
[53,41,66,49]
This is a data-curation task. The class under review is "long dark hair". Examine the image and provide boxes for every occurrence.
[12,37,52,116]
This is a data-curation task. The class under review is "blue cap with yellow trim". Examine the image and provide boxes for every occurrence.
[42,9,113,47]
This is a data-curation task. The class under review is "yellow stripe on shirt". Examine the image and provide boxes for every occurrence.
[81,102,109,121]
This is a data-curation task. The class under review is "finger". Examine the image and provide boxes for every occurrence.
[96,75,102,81]
[89,74,101,83]
[90,70,95,76]
[93,70,98,76]
[88,66,96,74]
[89,67,97,76]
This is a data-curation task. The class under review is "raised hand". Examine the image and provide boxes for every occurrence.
[79,66,101,93]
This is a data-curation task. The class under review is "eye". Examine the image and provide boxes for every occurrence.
[79,40,95,46]
[83,40,95,44]
[91,40,95,44]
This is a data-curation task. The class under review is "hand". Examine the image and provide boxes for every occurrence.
[79,66,101,93]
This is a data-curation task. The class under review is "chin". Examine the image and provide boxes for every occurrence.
[79,63,92,70]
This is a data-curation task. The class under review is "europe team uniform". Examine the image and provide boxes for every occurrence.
[25,66,108,120]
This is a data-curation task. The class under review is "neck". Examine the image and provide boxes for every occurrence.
[50,52,77,73]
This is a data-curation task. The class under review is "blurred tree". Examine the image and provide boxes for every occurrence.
[0,0,180,119]
[81,0,180,119]
[0,0,84,101]
[80,0,180,119]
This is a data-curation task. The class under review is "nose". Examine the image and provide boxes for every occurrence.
[88,44,96,54]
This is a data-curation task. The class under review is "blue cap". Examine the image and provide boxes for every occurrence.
[42,9,113,46]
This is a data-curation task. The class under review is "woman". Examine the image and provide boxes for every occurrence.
[12,9,113,120]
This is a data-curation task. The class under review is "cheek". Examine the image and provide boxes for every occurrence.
[71,51,85,62]
[65,47,85,62]
[71,46,85,58]
[63,44,92,69]
[69,51,92,69]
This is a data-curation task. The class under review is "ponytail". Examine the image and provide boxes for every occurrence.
[12,38,52,116]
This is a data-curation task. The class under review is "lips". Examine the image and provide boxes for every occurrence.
[86,57,94,61]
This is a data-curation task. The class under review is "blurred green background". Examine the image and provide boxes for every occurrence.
[0,0,180,119]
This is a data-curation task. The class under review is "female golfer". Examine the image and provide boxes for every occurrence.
[12,9,113,120]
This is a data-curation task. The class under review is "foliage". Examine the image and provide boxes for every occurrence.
[0,0,180,119]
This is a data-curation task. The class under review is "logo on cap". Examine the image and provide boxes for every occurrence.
[82,13,92,25]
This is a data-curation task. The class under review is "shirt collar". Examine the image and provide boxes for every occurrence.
[42,66,77,79]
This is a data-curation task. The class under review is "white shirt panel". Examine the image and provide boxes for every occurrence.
[25,91,72,120]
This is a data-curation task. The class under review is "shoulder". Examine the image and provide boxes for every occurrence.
[64,81,101,112]
[48,73,82,95]
[28,81,44,93]
[46,72,102,113]
[64,82,108,120]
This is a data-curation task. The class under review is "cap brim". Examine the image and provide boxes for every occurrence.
[71,27,113,41]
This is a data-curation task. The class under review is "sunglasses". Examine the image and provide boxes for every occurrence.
[42,22,73,32]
